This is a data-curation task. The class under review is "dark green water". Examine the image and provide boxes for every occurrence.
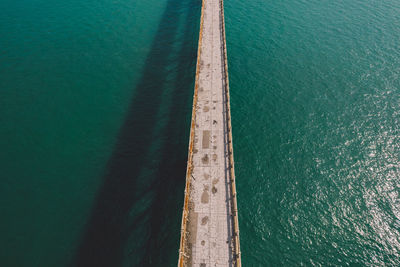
[0,0,199,265]
[1,0,400,266]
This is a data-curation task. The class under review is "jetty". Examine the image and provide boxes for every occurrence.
[178,0,241,266]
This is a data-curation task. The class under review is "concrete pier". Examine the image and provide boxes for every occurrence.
[178,0,241,266]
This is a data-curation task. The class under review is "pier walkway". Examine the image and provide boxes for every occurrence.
[178,0,241,266]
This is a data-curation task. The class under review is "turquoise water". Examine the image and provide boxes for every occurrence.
[1,0,400,266]
[226,0,400,265]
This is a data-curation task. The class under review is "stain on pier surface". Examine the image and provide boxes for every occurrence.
[201,190,209,203]
[201,154,209,164]
[202,130,210,148]
[201,216,209,225]
[212,186,217,194]
[187,210,199,266]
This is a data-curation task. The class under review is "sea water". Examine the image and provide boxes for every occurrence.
[1,0,400,265]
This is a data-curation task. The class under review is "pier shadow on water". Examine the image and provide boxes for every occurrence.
[72,0,200,266]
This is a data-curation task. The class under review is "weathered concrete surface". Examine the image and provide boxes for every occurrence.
[178,0,240,266]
